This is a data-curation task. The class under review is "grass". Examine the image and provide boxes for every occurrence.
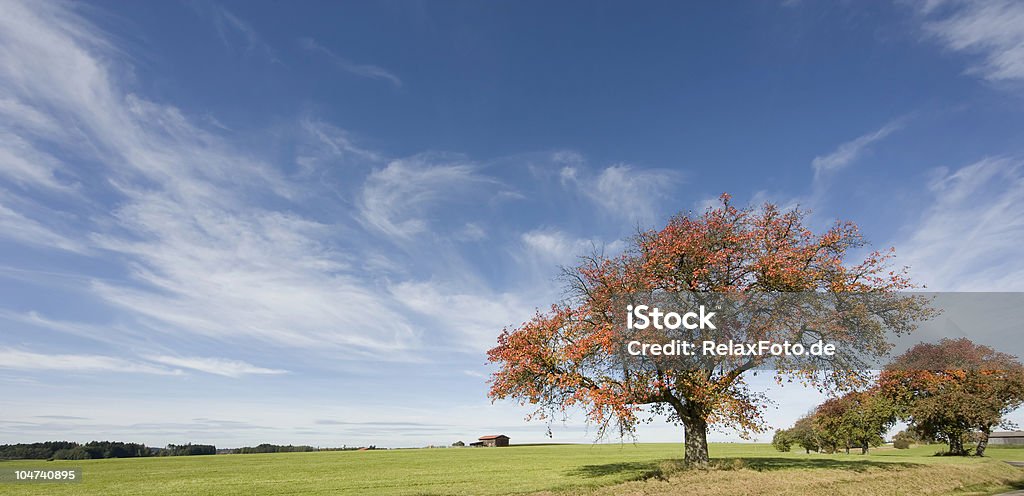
[1,443,1023,495]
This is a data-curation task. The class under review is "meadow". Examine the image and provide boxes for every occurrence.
[2,443,1024,496]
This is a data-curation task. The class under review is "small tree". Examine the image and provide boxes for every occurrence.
[892,430,914,449]
[813,391,895,454]
[772,429,794,452]
[788,415,822,454]
[451,441,465,447]
[488,195,930,467]
[879,338,1024,456]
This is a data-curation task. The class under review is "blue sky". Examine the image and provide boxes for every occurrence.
[1,0,1024,448]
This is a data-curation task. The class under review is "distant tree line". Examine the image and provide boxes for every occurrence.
[1,441,390,460]
[221,444,317,454]
[160,443,216,456]
[0,441,216,460]
[0,442,85,460]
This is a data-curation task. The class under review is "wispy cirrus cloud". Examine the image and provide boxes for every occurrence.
[192,2,278,61]
[299,37,402,88]
[0,0,556,370]
[0,0,688,376]
[146,356,288,378]
[358,157,499,238]
[0,348,284,378]
[0,0,423,361]
[0,348,180,375]
[917,0,1024,83]
[88,198,421,356]
[812,120,903,178]
[0,200,86,253]
[296,118,383,172]
[520,229,622,266]
[896,157,1024,291]
[560,164,682,226]
[388,280,534,352]
[0,133,76,192]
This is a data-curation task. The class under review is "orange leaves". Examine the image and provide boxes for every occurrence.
[624,195,908,293]
[486,193,926,440]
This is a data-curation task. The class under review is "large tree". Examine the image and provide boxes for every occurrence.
[878,338,1024,456]
[487,195,929,467]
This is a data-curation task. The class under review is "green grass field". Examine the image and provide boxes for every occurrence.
[2,443,1024,496]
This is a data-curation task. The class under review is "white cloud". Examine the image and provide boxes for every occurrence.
[0,0,423,360]
[89,199,420,356]
[897,157,1024,290]
[691,120,904,227]
[297,118,382,171]
[517,229,626,291]
[521,229,595,265]
[359,158,497,238]
[563,164,681,225]
[918,0,1024,83]
[191,2,278,61]
[145,356,287,378]
[0,200,85,253]
[559,166,578,184]
[595,165,681,224]
[0,132,75,191]
[812,120,902,176]
[0,97,65,136]
[389,280,535,352]
[0,348,179,375]
[0,310,146,349]
[455,222,487,241]
[299,37,402,88]
[551,150,585,166]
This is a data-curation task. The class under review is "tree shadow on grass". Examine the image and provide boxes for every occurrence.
[728,457,922,472]
[567,457,924,480]
[568,461,664,479]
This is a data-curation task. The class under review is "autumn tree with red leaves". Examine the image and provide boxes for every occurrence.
[878,338,1024,456]
[487,195,930,467]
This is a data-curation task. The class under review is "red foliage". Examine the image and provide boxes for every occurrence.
[488,194,924,457]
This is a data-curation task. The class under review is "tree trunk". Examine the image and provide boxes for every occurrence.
[948,432,966,456]
[680,409,710,469]
[976,425,992,457]
[861,442,868,455]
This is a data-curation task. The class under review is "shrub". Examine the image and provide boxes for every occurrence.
[893,430,916,449]
[772,429,794,452]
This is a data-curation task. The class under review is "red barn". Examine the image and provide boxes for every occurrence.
[478,434,510,447]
